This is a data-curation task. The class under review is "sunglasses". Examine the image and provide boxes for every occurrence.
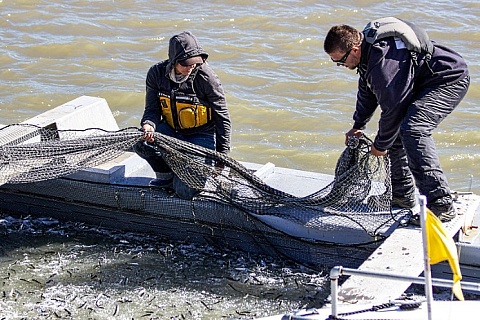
[179,61,197,67]
[331,48,352,65]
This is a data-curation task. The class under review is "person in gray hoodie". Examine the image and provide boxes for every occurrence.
[323,17,469,223]
[134,31,231,199]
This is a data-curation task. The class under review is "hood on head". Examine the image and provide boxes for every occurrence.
[168,31,209,68]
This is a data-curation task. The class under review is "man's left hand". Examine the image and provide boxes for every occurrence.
[371,144,387,156]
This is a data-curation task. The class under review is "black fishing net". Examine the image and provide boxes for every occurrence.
[154,127,396,239]
[0,123,401,261]
[0,124,139,185]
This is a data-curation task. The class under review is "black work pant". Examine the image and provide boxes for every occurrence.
[391,76,470,208]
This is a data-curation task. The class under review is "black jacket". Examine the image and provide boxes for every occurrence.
[354,37,468,151]
[141,31,231,154]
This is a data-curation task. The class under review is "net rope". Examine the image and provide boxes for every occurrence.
[0,123,402,243]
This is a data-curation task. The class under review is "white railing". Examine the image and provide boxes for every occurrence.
[329,265,480,317]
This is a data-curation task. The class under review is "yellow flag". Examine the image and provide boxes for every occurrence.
[426,209,464,301]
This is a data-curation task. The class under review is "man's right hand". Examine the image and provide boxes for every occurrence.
[142,124,155,142]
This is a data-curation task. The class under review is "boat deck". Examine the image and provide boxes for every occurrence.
[259,300,480,320]
[338,192,480,304]
[257,193,480,319]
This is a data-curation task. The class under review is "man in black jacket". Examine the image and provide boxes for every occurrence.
[323,17,470,222]
[134,31,231,199]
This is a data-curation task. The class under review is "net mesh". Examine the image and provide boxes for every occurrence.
[0,123,401,246]
[0,124,139,185]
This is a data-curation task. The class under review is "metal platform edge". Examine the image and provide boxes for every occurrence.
[337,193,480,304]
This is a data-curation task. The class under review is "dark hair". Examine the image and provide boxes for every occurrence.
[324,25,362,54]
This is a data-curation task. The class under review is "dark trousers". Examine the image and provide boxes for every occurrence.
[133,121,215,199]
[391,76,470,208]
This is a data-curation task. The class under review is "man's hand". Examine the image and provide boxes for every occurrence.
[345,128,363,145]
[345,128,387,156]
[371,144,387,156]
[141,124,155,142]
